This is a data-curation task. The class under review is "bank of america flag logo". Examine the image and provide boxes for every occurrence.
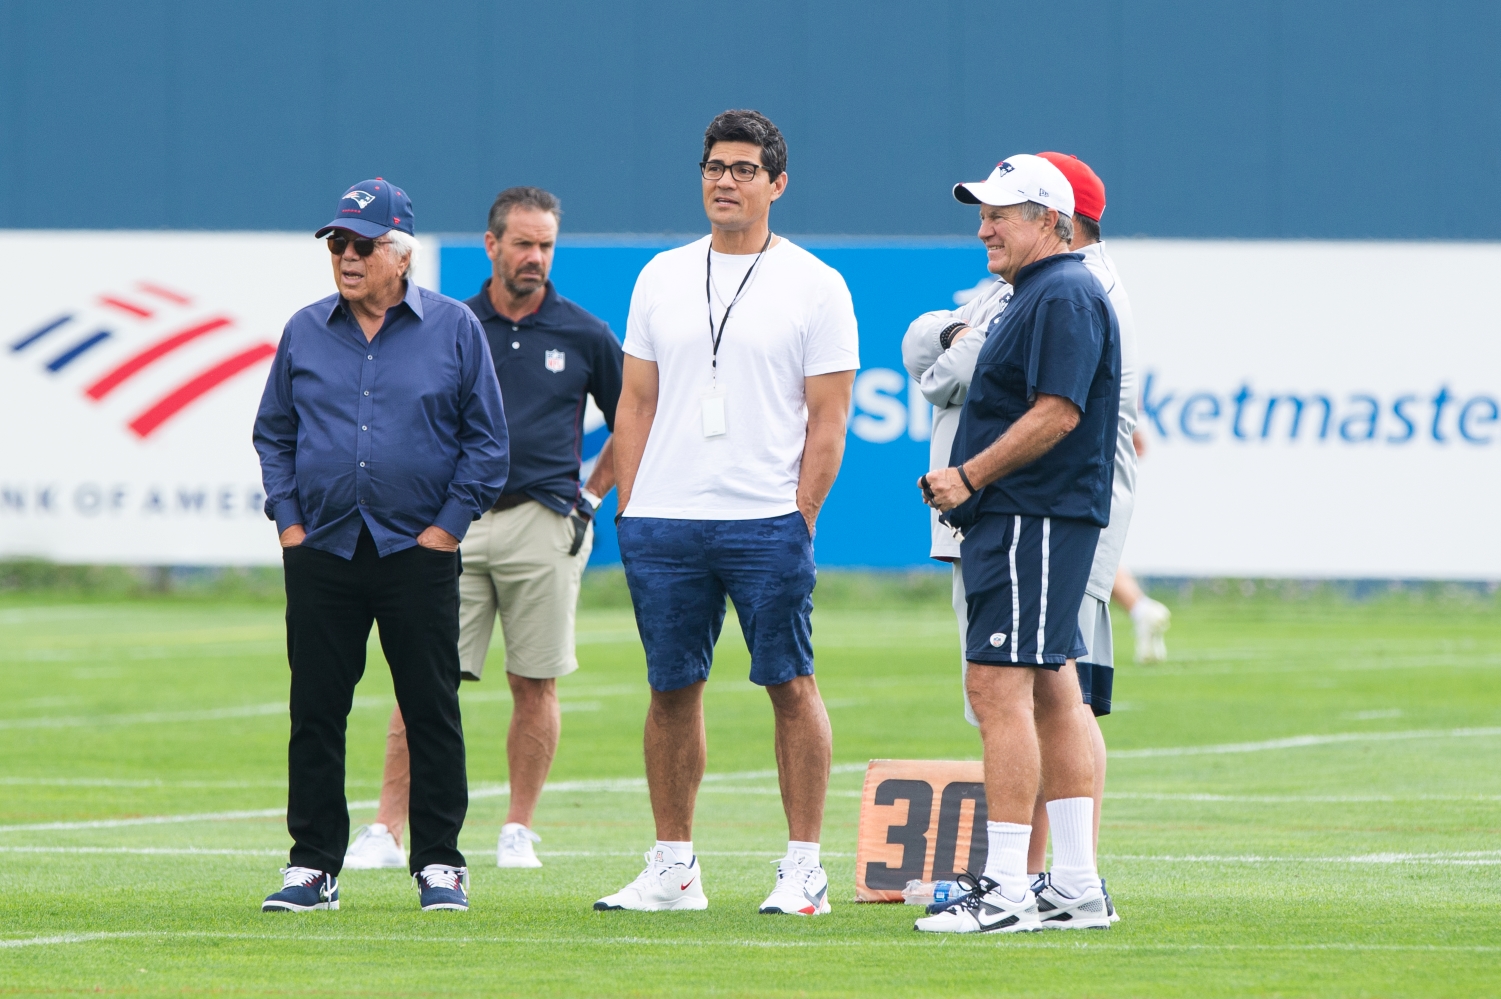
[8,281,275,438]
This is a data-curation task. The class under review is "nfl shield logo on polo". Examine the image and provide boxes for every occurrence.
[544,349,565,373]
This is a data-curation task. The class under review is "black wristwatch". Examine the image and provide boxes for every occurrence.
[938,322,968,351]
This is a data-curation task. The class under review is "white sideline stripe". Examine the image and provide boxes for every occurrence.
[1112,726,1501,758]
[1035,516,1049,666]
[1105,851,1501,865]
[1,930,1497,953]
[1007,515,1021,663]
[0,764,871,833]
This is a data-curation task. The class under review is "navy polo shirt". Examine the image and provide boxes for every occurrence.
[467,280,623,515]
[948,252,1120,528]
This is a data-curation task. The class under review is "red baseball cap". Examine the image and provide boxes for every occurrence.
[1036,152,1105,222]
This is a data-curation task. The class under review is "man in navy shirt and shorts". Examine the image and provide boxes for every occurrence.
[916,154,1120,934]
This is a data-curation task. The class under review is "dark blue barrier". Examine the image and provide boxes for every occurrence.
[440,238,987,567]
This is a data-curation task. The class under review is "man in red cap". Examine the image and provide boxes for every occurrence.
[901,151,1141,927]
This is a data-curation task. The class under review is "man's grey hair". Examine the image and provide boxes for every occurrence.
[1019,200,1075,244]
[385,229,418,276]
[487,186,562,238]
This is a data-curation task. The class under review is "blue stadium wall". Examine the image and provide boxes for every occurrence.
[1,1,1498,239]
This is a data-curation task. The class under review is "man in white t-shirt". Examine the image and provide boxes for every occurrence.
[594,110,859,917]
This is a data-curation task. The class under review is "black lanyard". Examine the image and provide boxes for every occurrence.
[705,231,772,382]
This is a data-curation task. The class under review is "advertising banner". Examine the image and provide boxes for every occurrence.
[0,232,437,564]
[3,232,1497,578]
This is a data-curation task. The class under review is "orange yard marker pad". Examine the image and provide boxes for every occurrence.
[854,760,990,902]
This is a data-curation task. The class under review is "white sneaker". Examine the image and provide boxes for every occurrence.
[1034,873,1113,930]
[1132,598,1171,663]
[343,823,406,870]
[497,822,542,868]
[759,857,831,915]
[593,849,708,911]
[913,874,1041,934]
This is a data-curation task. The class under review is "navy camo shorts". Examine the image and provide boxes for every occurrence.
[616,513,816,692]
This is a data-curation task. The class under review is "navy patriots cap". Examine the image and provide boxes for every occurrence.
[315,179,415,239]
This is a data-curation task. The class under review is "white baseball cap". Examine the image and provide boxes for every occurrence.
[953,153,1075,217]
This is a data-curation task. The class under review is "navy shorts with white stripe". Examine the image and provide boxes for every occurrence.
[960,513,1101,668]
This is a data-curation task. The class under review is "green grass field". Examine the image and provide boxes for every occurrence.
[1,576,1498,997]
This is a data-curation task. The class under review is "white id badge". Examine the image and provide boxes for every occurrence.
[701,388,727,437]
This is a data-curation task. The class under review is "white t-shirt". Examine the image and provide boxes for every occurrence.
[621,235,860,520]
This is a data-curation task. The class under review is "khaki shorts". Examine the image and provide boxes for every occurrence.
[458,501,593,681]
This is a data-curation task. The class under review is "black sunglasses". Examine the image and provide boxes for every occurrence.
[326,234,388,257]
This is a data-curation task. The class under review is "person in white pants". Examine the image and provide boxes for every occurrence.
[901,151,1141,924]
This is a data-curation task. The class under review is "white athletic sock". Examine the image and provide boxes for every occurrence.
[1045,797,1098,896]
[981,821,1031,901]
[654,840,693,867]
[786,840,820,867]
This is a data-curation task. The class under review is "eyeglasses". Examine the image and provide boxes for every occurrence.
[326,234,389,257]
[700,160,767,183]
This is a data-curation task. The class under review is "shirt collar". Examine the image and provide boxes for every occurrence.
[470,279,555,326]
[1013,251,1083,290]
[324,279,424,325]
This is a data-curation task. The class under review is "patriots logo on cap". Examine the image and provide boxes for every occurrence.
[995,161,1015,176]
[343,190,376,209]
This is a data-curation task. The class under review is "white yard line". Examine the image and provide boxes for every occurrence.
[1,930,1496,952]
[1103,851,1501,865]
[0,764,870,833]
[1111,726,1501,758]
[1106,792,1501,803]
[0,808,292,833]
[0,846,282,856]
[0,697,382,731]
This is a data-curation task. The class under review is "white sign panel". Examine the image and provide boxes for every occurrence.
[1112,239,1501,579]
[0,231,437,564]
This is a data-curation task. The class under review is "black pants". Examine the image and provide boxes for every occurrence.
[282,525,467,875]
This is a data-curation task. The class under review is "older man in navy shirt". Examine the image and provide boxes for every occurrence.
[253,179,509,914]
[916,155,1120,935]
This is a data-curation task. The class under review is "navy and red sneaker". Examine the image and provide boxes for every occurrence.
[262,867,338,912]
[415,865,469,911]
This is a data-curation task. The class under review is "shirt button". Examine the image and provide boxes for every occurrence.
[367,354,373,360]
[361,425,368,431]
[359,461,366,467]
[511,341,520,349]
[363,390,370,396]
[512,325,519,331]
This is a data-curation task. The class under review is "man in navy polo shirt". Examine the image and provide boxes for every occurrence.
[914,154,1120,934]
[254,179,509,913]
[344,186,624,873]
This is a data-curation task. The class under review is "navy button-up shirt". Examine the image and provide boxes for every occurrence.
[468,279,622,516]
[253,279,510,559]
